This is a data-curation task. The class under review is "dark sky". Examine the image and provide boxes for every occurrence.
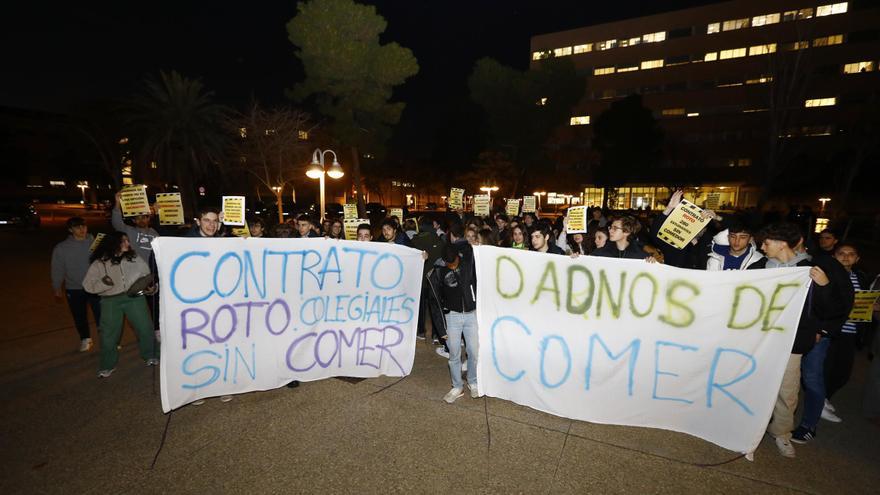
[1,1,713,159]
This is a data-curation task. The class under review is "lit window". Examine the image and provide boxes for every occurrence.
[642,31,666,43]
[553,46,572,57]
[782,41,809,51]
[661,108,686,116]
[238,127,247,138]
[748,43,777,56]
[594,66,615,75]
[719,48,747,59]
[704,52,718,62]
[49,180,66,187]
[596,39,617,51]
[573,44,592,54]
[813,35,843,47]
[118,137,129,145]
[843,61,875,73]
[805,97,837,107]
[743,108,769,113]
[752,13,780,26]
[617,65,639,73]
[817,3,848,17]
[620,37,641,48]
[532,51,551,61]
[150,161,157,169]
[264,129,276,136]
[707,22,720,34]
[783,8,814,21]
[746,75,773,84]
[640,59,664,69]
[599,89,617,99]
[722,18,750,31]
[570,116,590,125]
[298,130,309,140]
[687,112,700,117]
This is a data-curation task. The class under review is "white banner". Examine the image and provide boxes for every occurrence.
[153,238,424,412]
[474,246,811,453]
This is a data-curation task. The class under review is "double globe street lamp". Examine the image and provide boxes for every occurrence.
[306,148,344,221]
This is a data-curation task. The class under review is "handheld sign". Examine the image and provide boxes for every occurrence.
[566,206,587,234]
[522,196,537,213]
[222,196,245,226]
[449,188,464,210]
[155,193,184,226]
[849,290,880,322]
[389,208,404,221]
[119,185,150,217]
[705,192,721,210]
[231,222,251,238]
[343,218,369,240]
[89,233,106,253]
[473,195,490,217]
[505,199,520,217]
[657,199,710,249]
[343,203,358,219]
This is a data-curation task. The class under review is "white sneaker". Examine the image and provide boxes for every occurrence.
[443,387,464,404]
[79,338,93,352]
[774,436,796,458]
[468,382,479,398]
[435,347,450,359]
[220,395,233,403]
[191,399,206,406]
[821,406,842,423]
[824,399,836,413]
[145,358,159,366]
[97,368,114,378]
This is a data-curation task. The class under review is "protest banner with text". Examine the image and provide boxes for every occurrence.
[474,246,810,453]
[849,290,880,322]
[153,238,424,412]
[505,199,520,217]
[155,193,184,226]
[566,206,587,234]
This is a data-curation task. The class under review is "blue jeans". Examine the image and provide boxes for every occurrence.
[800,336,831,430]
[445,311,478,390]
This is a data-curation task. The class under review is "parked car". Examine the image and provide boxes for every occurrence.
[0,201,41,230]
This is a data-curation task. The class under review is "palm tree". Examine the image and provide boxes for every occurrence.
[127,70,230,217]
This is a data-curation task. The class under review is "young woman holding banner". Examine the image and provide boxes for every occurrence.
[82,232,157,378]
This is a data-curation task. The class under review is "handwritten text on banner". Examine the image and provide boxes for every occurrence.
[474,246,810,453]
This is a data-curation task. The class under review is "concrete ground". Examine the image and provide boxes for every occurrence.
[1,210,879,494]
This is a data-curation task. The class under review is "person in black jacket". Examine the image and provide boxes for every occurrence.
[748,223,854,457]
[412,216,446,341]
[530,223,565,255]
[592,216,653,261]
[184,206,224,238]
[426,223,478,404]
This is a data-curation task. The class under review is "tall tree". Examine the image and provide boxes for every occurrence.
[469,56,584,196]
[286,0,418,216]
[592,94,664,207]
[227,102,314,223]
[126,70,230,216]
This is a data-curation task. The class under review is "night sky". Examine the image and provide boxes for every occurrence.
[2,1,713,160]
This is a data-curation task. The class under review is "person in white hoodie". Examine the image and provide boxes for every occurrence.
[706,221,764,271]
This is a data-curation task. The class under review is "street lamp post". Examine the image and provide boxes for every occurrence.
[306,148,344,221]
[77,181,88,205]
[818,197,831,215]
[479,186,499,202]
[533,191,546,212]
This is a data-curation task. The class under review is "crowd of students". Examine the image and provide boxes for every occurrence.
[49,188,880,457]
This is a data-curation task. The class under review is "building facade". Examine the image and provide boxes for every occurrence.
[530,0,879,209]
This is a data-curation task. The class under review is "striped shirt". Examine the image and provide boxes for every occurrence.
[842,271,861,334]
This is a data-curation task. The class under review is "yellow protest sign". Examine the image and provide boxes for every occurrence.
[657,199,710,249]
[473,195,490,217]
[505,199,520,217]
[343,218,369,240]
[89,233,105,253]
[849,290,880,322]
[389,208,404,221]
[119,185,150,217]
[522,196,537,213]
[222,196,245,226]
[566,206,587,234]
[343,203,358,219]
[231,222,251,238]
[449,188,464,210]
[155,192,184,226]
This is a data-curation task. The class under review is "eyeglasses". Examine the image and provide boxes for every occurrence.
[609,225,624,231]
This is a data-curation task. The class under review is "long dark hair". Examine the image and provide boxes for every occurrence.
[90,231,135,264]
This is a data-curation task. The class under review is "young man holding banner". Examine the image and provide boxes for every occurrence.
[427,223,479,403]
[748,223,853,457]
